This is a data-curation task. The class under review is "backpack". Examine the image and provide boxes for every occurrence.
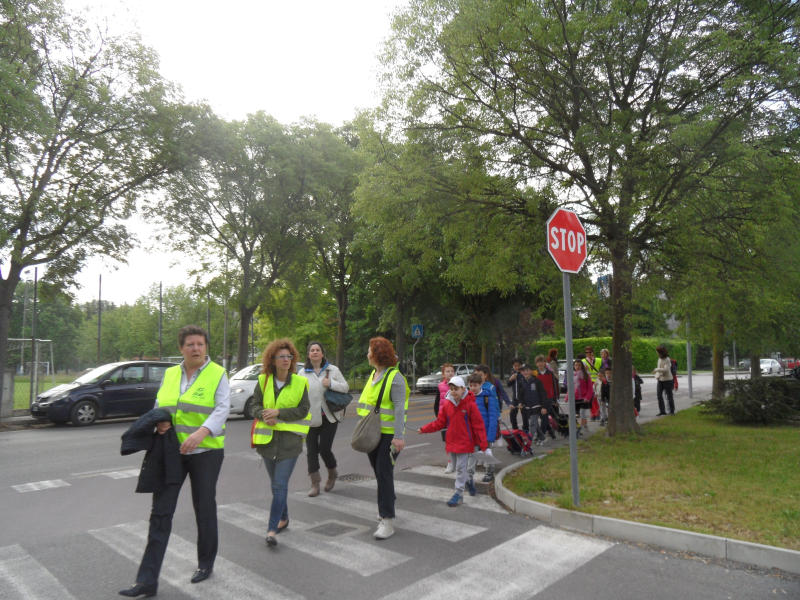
[670,358,678,377]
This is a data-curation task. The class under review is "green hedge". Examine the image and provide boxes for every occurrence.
[527,337,692,374]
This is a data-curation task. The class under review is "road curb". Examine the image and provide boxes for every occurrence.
[495,459,800,576]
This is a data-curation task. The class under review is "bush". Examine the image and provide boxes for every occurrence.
[699,377,800,425]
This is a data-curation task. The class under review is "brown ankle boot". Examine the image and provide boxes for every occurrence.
[308,471,321,497]
[324,467,338,492]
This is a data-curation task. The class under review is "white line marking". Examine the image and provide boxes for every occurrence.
[11,479,70,493]
[348,479,507,513]
[102,469,141,479]
[71,466,132,477]
[0,545,79,600]
[400,442,430,450]
[89,521,304,600]
[296,492,487,541]
[218,503,410,576]
[379,526,614,600]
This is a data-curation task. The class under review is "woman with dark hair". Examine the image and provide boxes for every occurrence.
[297,341,349,496]
[547,348,560,377]
[251,339,311,548]
[356,337,409,539]
[653,345,675,416]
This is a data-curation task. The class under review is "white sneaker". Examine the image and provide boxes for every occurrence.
[374,518,395,539]
[444,461,454,474]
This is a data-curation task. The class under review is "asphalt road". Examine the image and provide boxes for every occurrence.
[1,372,798,599]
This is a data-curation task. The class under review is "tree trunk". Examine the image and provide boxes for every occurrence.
[237,303,256,371]
[0,267,22,417]
[608,247,638,436]
[335,288,348,370]
[749,353,760,379]
[394,294,406,369]
[711,315,726,399]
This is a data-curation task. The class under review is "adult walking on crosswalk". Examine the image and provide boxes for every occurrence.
[119,325,230,598]
[251,339,311,548]
[357,337,410,540]
[297,341,349,496]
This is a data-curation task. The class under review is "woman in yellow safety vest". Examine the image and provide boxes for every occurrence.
[251,338,311,548]
[356,336,409,540]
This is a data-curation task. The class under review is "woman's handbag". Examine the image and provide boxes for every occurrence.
[324,369,353,412]
[351,368,395,453]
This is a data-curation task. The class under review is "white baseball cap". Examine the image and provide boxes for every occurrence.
[448,375,466,388]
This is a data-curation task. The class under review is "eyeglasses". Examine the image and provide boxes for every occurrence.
[276,354,293,360]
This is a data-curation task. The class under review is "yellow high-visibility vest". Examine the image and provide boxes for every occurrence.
[251,373,311,446]
[356,368,409,435]
[157,362,226,449]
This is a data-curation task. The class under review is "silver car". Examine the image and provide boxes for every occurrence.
[760,358,783,376]
[415,363,478,393]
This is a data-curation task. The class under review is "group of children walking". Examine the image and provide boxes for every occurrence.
[418,357,561,507]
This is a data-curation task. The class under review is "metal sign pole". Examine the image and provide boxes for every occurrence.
[563,272,580,507]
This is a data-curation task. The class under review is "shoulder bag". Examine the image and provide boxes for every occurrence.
[351,367,395,453]
[324,369,353,413]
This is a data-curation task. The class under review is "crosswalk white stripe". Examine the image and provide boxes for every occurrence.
[348,478,507,513]
[295,492,487,541]
[11,479,71,493]
[405,464,458,479]
[89,521,304,600]
[378,526,614,600]
[218,503,411,576]
[102,469,141,479]
[0,544,78,600]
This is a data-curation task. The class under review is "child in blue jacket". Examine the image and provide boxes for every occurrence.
[468,373,499,482]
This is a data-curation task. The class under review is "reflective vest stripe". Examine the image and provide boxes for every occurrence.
[156,362,226,449]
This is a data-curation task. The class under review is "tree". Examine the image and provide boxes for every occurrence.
[0,0,189,413]
[383,0,800,434]
[296,121,366,369]
[159,113,308,370]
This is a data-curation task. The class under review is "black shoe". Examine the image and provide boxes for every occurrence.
[119,583,157,597]
[190,568,212,584]
[266,534,278,547]
[657,412,666,416]
[276,518,289,533]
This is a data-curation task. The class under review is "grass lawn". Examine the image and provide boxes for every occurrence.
[12,373,76,410]
[504,406,800,551]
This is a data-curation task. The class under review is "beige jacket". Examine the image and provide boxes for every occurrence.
[654,357,673,382]
[297,363,349,426]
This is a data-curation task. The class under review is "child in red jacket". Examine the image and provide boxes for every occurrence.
[418,375,488,506]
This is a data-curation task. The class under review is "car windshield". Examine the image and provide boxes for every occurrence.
[231,364,262,381]
[760,359,773,366]
[73,363,124,384]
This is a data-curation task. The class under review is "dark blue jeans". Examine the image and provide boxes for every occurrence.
[262,454,299,532]
[367,433,396,519]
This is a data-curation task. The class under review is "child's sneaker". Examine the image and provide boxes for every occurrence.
[466,478,476,496]
[481,471,493,483]
[444,461,454,474]
[446,492,463,507]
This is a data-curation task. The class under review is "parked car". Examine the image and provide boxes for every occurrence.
[228,362,304,419]
[228,363,262,419]
[30,361,176,426]
[415,363,478,393]
[760,358,783,376]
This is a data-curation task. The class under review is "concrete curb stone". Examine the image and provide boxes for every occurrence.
[496,459,800,576]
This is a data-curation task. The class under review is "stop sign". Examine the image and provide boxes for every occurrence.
[546,208,587,273]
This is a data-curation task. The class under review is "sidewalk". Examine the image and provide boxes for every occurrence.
[489,406,800,577]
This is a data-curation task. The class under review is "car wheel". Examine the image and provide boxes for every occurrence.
[243,397,257,420]
[70,400,97,426]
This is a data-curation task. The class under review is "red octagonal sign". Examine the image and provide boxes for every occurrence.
[546,208,587,273]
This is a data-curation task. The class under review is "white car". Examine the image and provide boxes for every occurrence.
[760,358,783,376]
[228,364,262,419]
[229,362,305,418]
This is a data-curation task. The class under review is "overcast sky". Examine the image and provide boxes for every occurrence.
[66,0,406,304]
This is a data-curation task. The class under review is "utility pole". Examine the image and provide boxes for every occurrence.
[28,267,38,407]
[158,282,163,360]
[96,274,102,364]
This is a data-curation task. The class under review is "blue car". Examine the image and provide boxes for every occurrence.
[30,361,176,426]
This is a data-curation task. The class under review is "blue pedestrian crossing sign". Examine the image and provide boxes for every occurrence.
[411,324,423,339]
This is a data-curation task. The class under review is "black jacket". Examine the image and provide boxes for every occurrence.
[120,408,182,493]
[519,375,546,409]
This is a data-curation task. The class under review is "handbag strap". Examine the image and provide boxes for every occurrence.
[373,367,396,414]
